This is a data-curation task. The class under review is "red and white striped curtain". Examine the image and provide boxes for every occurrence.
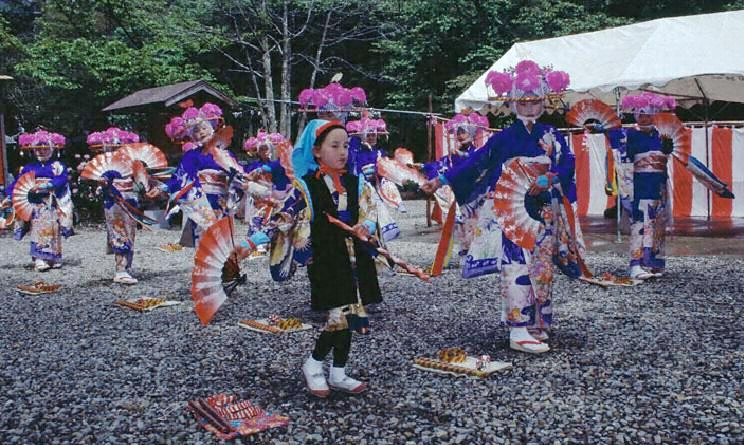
[569,127,744,219]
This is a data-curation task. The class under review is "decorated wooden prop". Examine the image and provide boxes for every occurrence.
[492,158,550,251]
[325,213,430,282]
[81,151,133,182]
[117,143,168,169]
[652,113,692,165]
[192,217,249,325]
[566,99,622,130]
[11,171,38,222]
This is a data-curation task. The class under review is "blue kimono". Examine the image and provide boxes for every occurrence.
[8,160,71,261]
[422,143,477,180]
[442,120,578,329]
[609,127,671,271]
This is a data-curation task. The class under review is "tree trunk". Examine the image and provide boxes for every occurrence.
[297,9,332,134]
[260,0,276,132]
[279,0,292,138]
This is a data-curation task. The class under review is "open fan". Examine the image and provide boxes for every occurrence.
[652,113,692,165]
[566,99,622,130]
[393,148,415,165]
[118,143,168,169]
[11,171,37,222]
[377,178,403,210]
[81,151,133,182]
[377,156,426,187]
[276,140,295,182]
[192,217,248,325]
[492,158,551,251]
[206,126,243,174]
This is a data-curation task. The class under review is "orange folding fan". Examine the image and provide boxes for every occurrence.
[11,171,37,222]
[118,143,168,169]
[492,158,550,251]
[81,151,133,182]
[377,156,426,187]
[566,99,622,130]
[652,113,692,165]
[192,217,248,325]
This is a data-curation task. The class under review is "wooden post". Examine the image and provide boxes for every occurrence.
[0,112,6,187]
[426,94,433,227]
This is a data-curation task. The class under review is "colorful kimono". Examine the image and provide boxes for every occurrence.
[101,172,139,270]
[241,159,291,237]
[349,137,400,241]
[423,144,477,257]
[257,170,382,332]
[8,161,71,262]
[609,127,670,272]
[168,147,238,247]
[443,120,580,329]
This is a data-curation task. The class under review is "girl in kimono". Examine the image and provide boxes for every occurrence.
[241,130,291,244]
[244,119,382,397]
[422,60,578,354]
[5,130,71,271]
[84,127,146,284]
[162,103,240,247]
[609,93,733,279]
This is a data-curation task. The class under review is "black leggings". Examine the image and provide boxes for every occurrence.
[311,330,352,367]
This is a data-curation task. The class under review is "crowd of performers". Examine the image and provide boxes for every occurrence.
[1,58,736,397]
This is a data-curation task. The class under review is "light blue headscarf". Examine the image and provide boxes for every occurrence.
[292,119,330,178]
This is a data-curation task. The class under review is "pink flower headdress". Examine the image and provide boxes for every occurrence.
[345,118,387,136]
[445,112,489,138]
[18,130,66,150]
[485,59,570,103]
[87,127,140,151]
[243,130,288,154]
[620,92,676,115]
[298,82,367,117]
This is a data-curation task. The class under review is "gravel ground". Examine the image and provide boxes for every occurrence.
[1,201,742,444]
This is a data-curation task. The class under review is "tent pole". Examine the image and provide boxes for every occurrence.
[695,79,711,220]
[426,94,433,227]
[614,88,622,243]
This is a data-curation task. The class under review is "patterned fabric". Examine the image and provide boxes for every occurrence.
[630,192,668,271]
[609,127,669,272]
[29,203,62,261]
[105,199,137,255]
[190,393,289,440]
[168,148,238,246]
[443,121,579,330]
[7,161,70,261]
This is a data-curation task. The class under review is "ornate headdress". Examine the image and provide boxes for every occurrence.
[87,127,140,151]
[620,92,676,115]
[243,130,288,155]
[345,117,387,136]
[165,102,224,148]
[298,82,367,121]
[485,59,570,104]
[18,130,66,150]
[445,112,489,138]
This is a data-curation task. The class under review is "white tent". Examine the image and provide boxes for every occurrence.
[455,10,744,112]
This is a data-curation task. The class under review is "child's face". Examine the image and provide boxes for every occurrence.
[313,128,349,169]
[193,121,214,144]
[456,128,472,145]
[34,146,53,162]
[365,132,378,146]
[635,112,653,128]
[258,144,271,161]
[515,99,544,120]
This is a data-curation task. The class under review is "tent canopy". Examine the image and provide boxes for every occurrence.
[456,10,744,113]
